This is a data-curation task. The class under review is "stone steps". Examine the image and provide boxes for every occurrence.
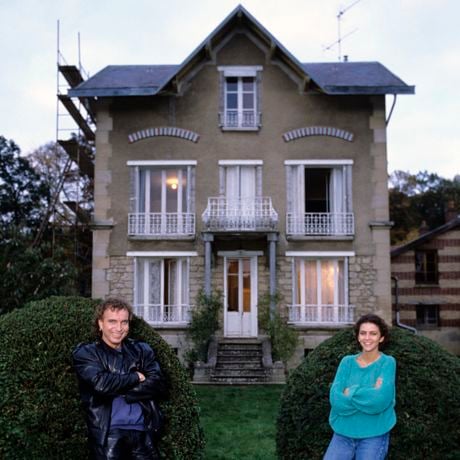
[210,340,269,384]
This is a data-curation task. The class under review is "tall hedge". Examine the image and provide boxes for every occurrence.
[277,327,460,460]
[0,296,205,459]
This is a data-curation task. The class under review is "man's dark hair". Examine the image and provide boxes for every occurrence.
[354,313,390,347]
[93,298,134,338]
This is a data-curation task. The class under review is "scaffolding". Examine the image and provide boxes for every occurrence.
[34,21,96,295]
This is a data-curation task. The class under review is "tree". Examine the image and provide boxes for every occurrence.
[0,136,50,235]
[0,136,79,313]
[389,170,460,245]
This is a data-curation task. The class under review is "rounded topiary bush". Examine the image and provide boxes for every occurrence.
[0,296,205,459]
[277,327,460,460]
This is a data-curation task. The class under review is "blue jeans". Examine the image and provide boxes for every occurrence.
[323,432,390,460]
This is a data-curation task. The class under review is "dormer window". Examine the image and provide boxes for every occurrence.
[218,66,262,131]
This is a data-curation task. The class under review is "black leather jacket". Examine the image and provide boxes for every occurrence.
[72,338,167,447]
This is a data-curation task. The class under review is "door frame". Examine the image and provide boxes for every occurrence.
[219,250,261,337]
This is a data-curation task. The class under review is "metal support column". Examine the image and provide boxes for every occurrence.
[267,233,278,317]
[203,233,214,297]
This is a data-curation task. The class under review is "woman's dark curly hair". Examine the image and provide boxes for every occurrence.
[354,313,390,348]
[92,297,133,338]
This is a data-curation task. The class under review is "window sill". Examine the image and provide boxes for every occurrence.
[128,234,196,241]
[414,283,440,288]
[287,322,354,330]
[220,126,260,132]
[287,235,354,241]
[145,322,190,329]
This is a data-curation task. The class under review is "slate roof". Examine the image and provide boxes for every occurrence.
[391,216,460,258]
[69,5,415,98]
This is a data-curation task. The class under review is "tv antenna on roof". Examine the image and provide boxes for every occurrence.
[324,0,363,61]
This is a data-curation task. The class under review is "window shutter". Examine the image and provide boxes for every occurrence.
[345,165,352,212]
[187,166,195,213]
[129,166,139,213]
[219,72,225,125]
[256,71,262,126]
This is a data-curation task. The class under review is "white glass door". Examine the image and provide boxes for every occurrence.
[224,256,258,337]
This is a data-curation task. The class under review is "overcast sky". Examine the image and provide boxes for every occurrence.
[1,0,458,178]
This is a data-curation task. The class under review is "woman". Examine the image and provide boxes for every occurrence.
[323,314,396,460]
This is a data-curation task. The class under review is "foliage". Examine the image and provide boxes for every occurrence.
[186,290,222,363]
[258,293,298,364]
[389,170,460,244]
[195,385,283,460]
[0,239,77,313]
[0,296,205,459]
[277,327,460,460]
[0,135,50,232]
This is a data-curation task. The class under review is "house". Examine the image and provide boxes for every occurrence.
[67,5,414,373]
[391,213,460,356]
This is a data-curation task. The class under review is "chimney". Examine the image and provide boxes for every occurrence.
[445,200,458,222]
[418,220,429,236]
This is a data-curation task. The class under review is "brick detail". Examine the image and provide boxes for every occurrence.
[282,126,354,142]
[128,127,200,144]
[397,287,460,296]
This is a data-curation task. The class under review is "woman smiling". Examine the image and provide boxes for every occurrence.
[323,314,396,460]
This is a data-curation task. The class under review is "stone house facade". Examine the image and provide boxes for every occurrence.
[69,5,414,367]
[391,215,460,355]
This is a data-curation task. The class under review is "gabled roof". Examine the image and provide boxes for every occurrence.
[69,4,415,98]
[391,216,460,258]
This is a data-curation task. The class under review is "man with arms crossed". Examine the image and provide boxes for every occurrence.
[73,298,166,460]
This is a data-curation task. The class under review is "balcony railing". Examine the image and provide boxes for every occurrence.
[202,197,278,232]
[287,304,355,324]
[128,212,195,238]
[134,303,193,325]
[219,110,261,129]
[287,212,354,236]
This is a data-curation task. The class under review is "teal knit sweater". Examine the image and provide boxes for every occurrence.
[329,353,396,439]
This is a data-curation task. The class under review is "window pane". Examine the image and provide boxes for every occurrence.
[242,259,251,313]
[149,260,161,305]
[242,77,254,90]
[226,77,238,91]
[139,169,147,212]
[304,260,317,305]
[226,93,238,109]
[149,169,162,213]
[242,93,254,109]
[165,259,177,306]
[338,260,345,304]
[181,259,189,306]
[136,259,145,307]
[165,170,179,213]
[227,260,238,312]
[321,260,336,305]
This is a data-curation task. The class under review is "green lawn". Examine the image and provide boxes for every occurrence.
[194,385,284,460]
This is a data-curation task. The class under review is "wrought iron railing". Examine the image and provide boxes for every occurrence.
[202,197,278,231]
[134,303,193,325]
[219,110,261,129]
[287,212,354,236]
[287,304,355,324]
[128,212,195,237]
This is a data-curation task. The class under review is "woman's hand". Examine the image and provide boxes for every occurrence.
[136,371,146,382]
[375,377,383,389]
[343,387,350,396]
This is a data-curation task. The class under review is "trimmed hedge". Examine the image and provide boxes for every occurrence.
[277,327,460,460]
[0,296,205,459]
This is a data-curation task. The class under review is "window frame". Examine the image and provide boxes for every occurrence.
[414,249,439,285]
[130,252,196,327]
[416,304,440,328]
[218,66,262,131]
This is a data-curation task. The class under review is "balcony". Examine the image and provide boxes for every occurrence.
[128,212,195,239]
[287,304,355,325]
[287,212,354,237]
[134,303,193,326]
[202,197,278,232]
[219,110,261,130]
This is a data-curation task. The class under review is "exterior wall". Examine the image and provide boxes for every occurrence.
[391,228,460,355]
[91,31,393,367]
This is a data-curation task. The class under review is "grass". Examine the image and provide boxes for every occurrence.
[194,385,284,460]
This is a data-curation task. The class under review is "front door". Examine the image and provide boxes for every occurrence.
[224,256,258,337]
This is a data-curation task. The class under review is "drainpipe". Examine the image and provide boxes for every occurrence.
[386,94,397,126]
[392,275,417,333]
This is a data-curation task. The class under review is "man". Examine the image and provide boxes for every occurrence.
[73,298,166,460]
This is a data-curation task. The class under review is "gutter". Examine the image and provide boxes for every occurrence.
[391,276,417,333]
[386,94,397,126]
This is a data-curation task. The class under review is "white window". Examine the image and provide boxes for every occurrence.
[218,66,262,130]
[285,160,354,236]
[134,256,191,325]
[287,253,354,324]
[128,161,195,238]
